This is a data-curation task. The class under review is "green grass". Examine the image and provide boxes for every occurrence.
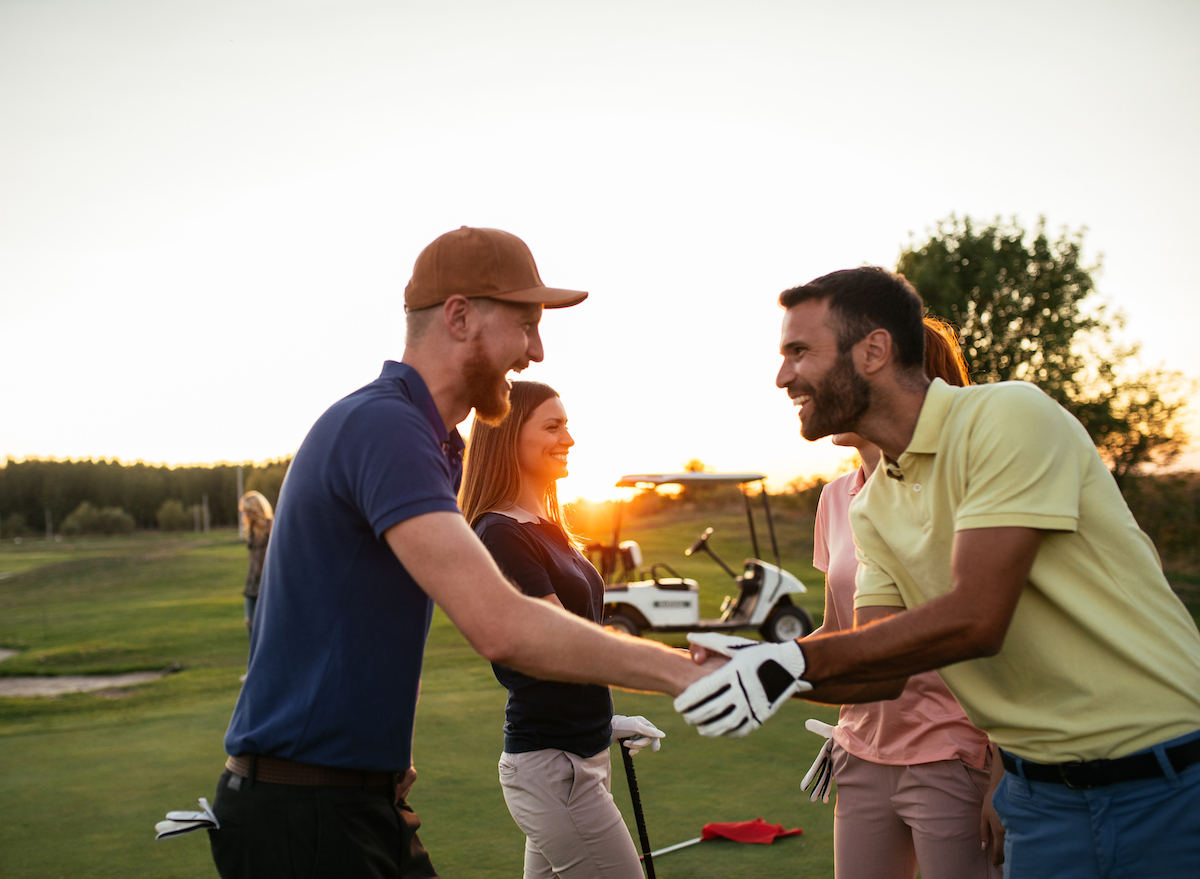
[0,520,837,879]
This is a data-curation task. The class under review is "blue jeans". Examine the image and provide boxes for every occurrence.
[993,730,1200,878]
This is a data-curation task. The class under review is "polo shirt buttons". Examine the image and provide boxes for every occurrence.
[913,484,923,492]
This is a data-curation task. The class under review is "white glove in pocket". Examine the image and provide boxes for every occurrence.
[801,718,837,803]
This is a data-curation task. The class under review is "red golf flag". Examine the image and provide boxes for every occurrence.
[700,817,803,845]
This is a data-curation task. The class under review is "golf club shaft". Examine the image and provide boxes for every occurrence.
[619,741,656,879]
[650,836,702,857]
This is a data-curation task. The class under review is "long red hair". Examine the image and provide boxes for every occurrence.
[924,317,970,386]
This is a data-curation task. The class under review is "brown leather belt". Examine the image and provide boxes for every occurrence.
[226,754,399,787]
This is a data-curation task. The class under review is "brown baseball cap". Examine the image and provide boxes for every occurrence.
[404,226,588,312]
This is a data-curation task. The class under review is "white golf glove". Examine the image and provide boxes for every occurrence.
[801,718,837,803]
[154,797,219,839]
[611,714,665,756]
[674,633,812,738]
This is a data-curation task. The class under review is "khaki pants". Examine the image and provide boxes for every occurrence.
[498,749,643,879]
[831,744,1001,879]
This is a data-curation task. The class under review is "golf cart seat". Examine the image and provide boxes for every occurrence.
[584,540,644,583]
[619,540,642,569]
[720,561,765,621]
[652,577,694,591]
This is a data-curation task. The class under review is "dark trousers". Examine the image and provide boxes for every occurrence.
[208,770,438,879]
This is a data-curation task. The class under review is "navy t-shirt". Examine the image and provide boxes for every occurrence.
[475,512,613,757]
[224,361,464,772]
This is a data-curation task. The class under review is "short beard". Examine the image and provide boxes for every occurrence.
[801,349,871,441]
[462,341,511,427]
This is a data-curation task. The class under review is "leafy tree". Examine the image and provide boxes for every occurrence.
[156,499,192,531]
[60,502,135,536]
[773,475,828,514]
[897,215,1106,402]
[1,512,27,539]
[898,215,1191,485]
[1089,369,1193,488]
[244,458,290,507]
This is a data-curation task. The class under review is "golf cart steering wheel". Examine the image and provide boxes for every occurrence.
[685,527,714,557]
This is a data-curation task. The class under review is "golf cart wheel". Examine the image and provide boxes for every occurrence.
[760,606,814,642]
[604,613,641,638]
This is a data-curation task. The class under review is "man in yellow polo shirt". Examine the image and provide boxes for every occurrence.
[673,266,1200,877]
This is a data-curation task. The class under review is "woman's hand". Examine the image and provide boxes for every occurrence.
[980,743,1006,866]
[612,715,665,755]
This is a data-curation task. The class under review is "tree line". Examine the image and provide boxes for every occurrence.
[2,215,1193,550]
[0,457,290,537]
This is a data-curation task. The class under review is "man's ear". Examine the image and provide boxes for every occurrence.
[442,295,472,343]
[856,328,893,377]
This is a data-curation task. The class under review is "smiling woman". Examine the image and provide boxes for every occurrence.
[458,381,663,879]
[459,381,571,534]
[516,396,574,491]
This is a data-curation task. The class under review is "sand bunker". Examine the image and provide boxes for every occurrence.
[0,650,166,697]
[0,672,166,697]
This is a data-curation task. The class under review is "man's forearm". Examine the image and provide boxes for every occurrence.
[489,591,709,696]
[800,597,990,685]
[801,677,908,705]
[386,512,714,697]
[800,526,1040,685]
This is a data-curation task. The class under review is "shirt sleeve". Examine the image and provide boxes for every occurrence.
[955,385,1082,533]
[852,513,907,609]
[338,398,462,539]
[479,520,556,600]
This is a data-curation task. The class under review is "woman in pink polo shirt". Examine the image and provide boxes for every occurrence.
[808,318,1003,879]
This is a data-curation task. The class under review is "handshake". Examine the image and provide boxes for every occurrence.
[673,633,812,737]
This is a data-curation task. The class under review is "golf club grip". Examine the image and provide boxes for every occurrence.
[619,741,656,879]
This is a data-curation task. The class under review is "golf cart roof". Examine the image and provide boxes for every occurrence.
[615,472,767,488]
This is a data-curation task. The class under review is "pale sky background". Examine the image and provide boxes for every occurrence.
[3,0,1198,502]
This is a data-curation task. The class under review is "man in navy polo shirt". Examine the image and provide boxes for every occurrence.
[209,227,714,879]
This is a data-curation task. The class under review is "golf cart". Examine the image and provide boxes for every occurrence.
[592,472,815,642]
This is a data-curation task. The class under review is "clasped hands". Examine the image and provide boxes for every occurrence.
[673,633,811,738]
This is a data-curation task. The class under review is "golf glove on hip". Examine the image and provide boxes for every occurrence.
[611,714,665,756]
[801,718,836,803]
[674,633,812,738]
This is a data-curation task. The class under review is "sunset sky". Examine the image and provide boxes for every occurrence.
[3,1,1198,502]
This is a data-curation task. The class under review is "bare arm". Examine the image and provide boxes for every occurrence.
[385,511,715,696]
[800,527,1041,685]
[801,605,908,703]
[806,580,838,638]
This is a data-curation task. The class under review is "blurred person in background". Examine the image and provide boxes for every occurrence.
[238,490,274,636]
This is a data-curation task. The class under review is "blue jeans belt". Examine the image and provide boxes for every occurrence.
[1001,738,1200,789]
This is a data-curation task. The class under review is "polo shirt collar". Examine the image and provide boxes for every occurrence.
[847,465,868,497]
[907,378,955,455]
[882,378,954,481]
[380,361,466,463]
